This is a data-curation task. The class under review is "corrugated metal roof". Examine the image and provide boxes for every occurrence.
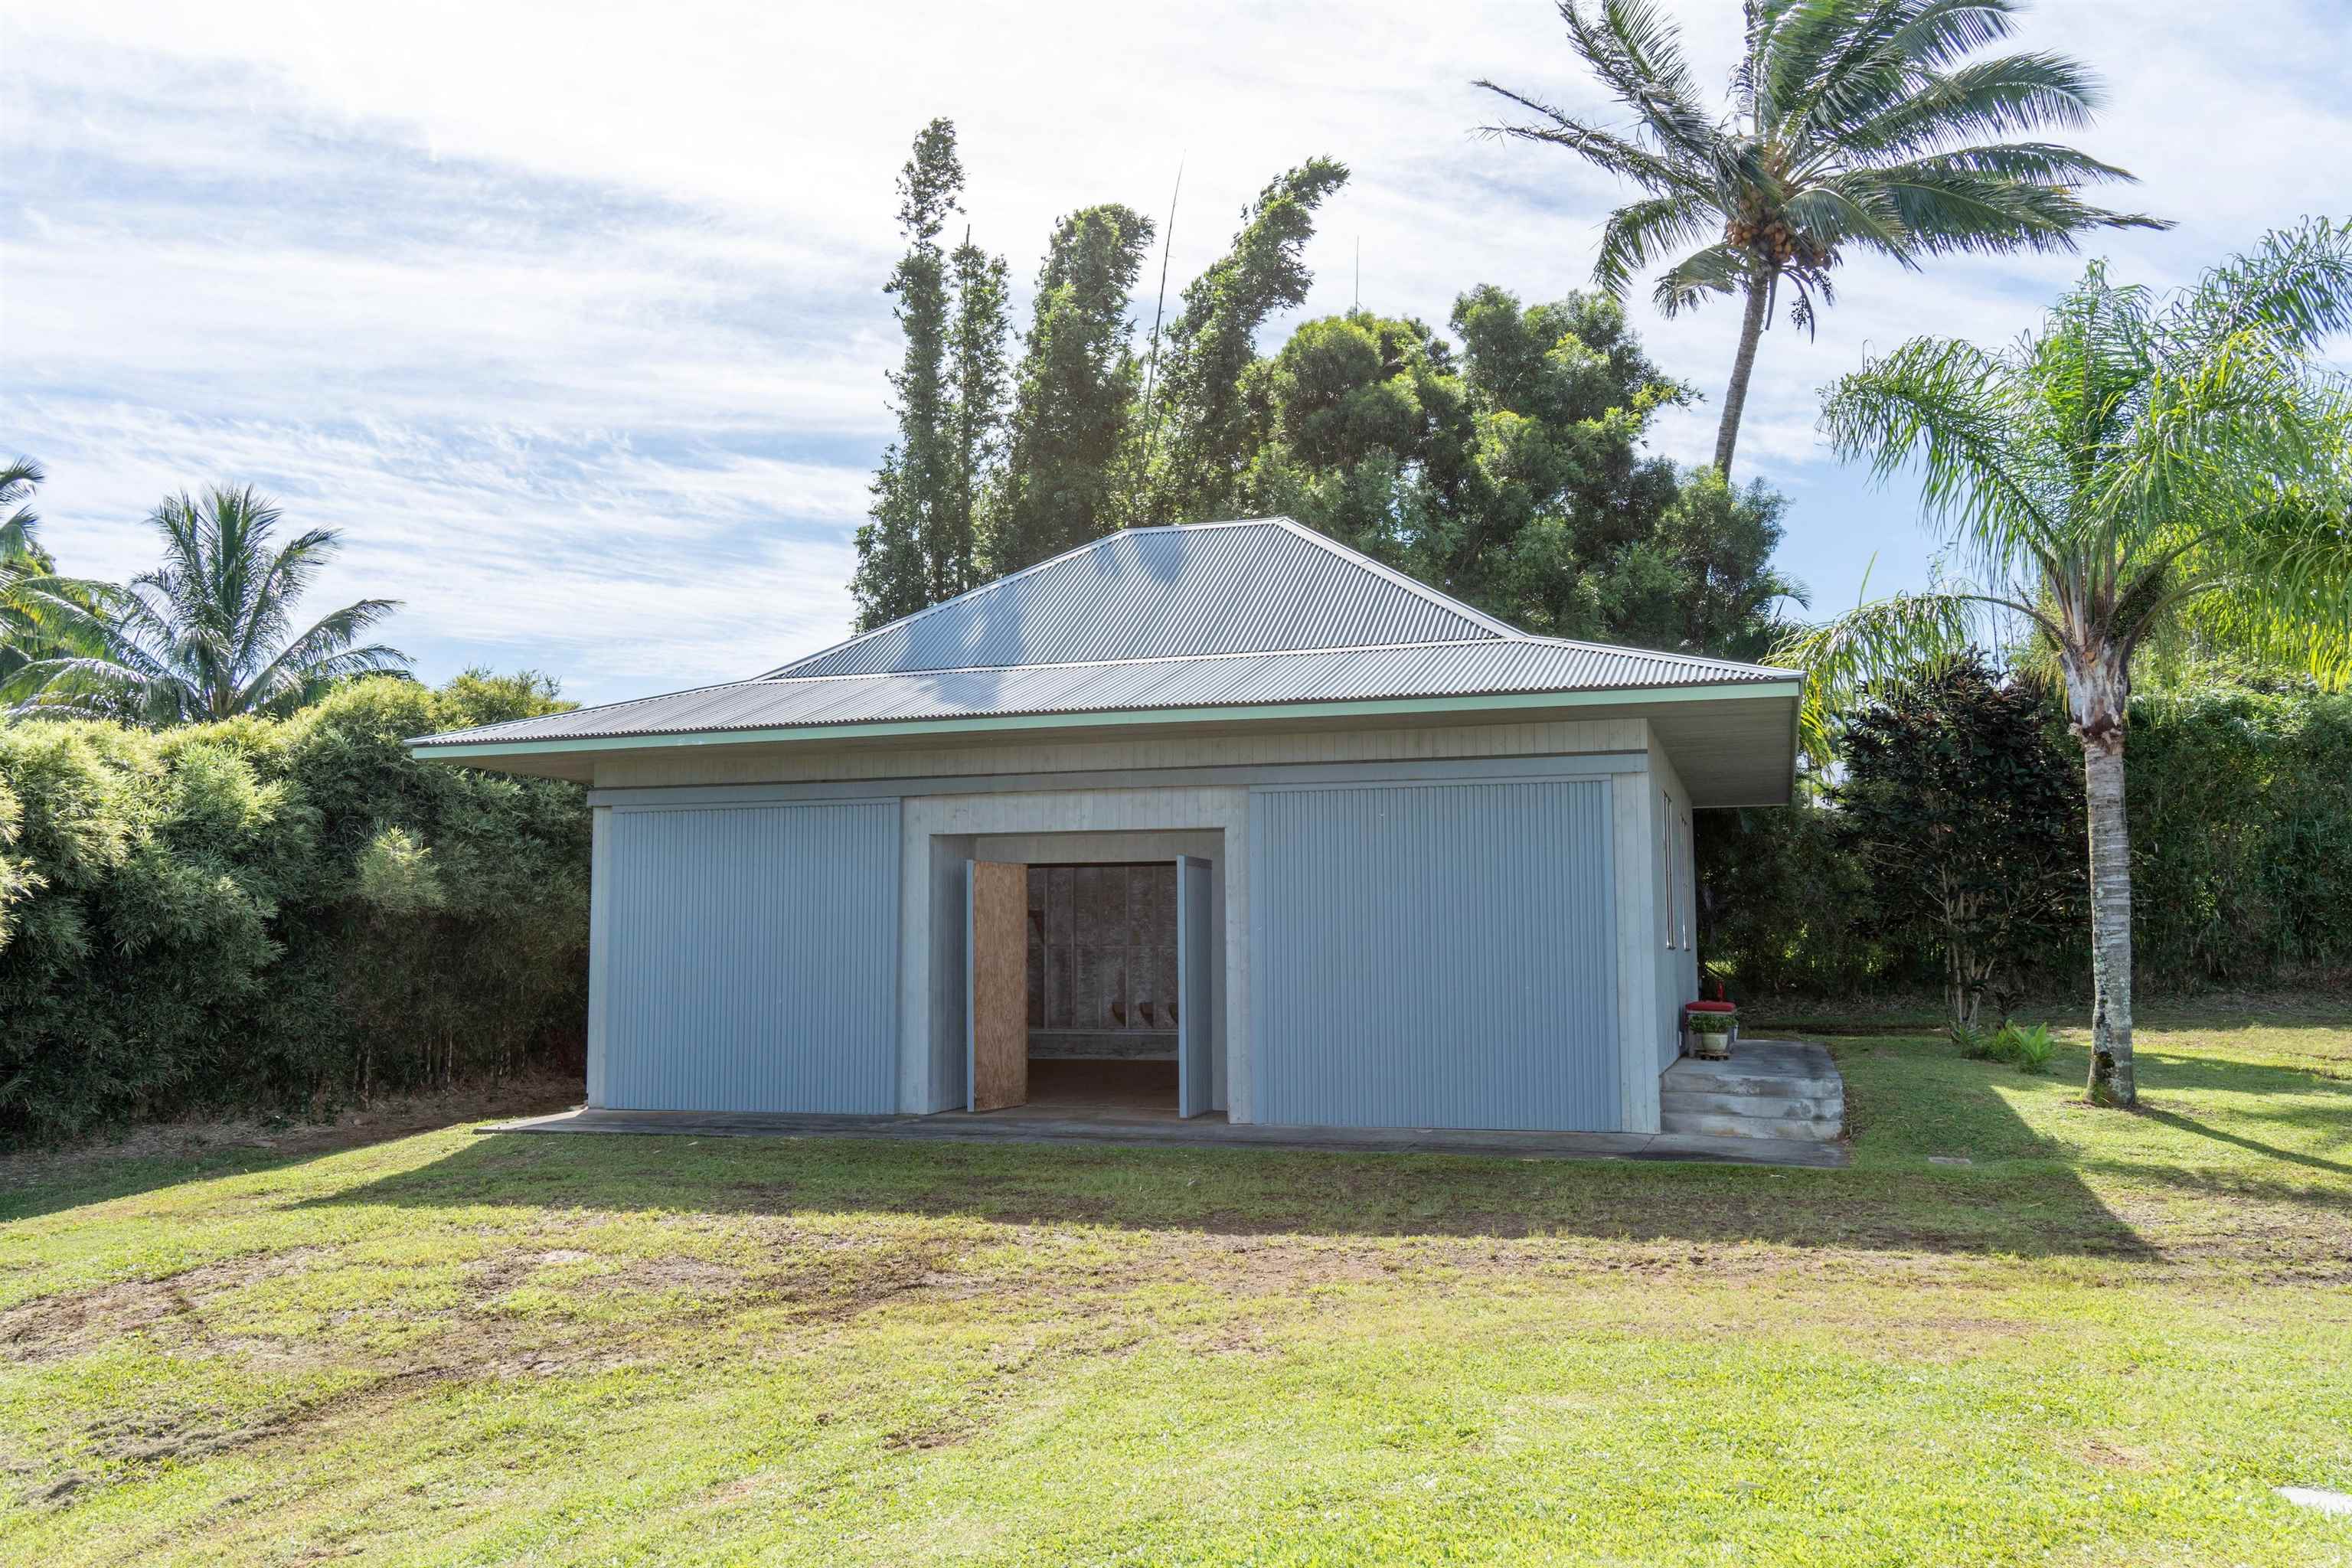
[412,516,1798,753]
[415,637,1795,748]
[766,518,1518,677]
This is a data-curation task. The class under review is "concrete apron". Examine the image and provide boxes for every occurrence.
[481,1105,1848,1169]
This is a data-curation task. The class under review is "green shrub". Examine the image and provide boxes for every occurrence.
[1950,1021,1995,1060]
[2001,1022,2056,1074]
[1701,680,2352,998]
[0,673,588,1145]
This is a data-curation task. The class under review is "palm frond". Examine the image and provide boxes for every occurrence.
[1821,334,2066,582]
[1832,54,2108,162]
[1651,243,1751,315]
[2180,215,2352,356]
[1774,586,1984,762]
[1861,163,2167,255]
[1593,194,1723,296]
[2163,496,2352,688]
[1559,0,1726,165]
[1470,83,1701,195]
[235,598,406,713]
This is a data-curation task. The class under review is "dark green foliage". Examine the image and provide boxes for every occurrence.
[1696,799,1890,997]
[0,671,588,1146]
[1242,287,1805,658]
[1145,158,1350,524]
[988,204,1157,573]
[1703,679,2352,1000]
[1827,654,2085,1025]
[854,119,968,629]
[2123,681,2352,982]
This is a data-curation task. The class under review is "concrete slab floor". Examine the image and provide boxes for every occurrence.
[482,1105,1847,1168]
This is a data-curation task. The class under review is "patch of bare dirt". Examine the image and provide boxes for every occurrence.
[0,1249,334,1364]
[2070,1435,2158,1471]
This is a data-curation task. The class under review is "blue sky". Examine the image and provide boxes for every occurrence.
[5,0,2347,705]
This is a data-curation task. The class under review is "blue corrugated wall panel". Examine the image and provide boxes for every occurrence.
[1250,779,1619,1132]
[602,800,899,1112]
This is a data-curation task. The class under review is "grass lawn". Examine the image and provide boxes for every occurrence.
[4,1011,2350,1566]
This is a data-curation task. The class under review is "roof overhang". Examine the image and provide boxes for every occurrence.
[410,678,1801,807]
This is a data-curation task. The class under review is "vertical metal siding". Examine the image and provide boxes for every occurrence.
[1250,779,1619,1132]
[603,800,899,1112]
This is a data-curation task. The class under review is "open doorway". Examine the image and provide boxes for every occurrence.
[1027,863,1178,1114]
[966,856,1214,1119]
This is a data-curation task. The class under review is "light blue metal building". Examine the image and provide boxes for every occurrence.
[410,518,1798,1134]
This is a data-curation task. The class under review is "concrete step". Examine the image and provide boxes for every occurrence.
[1661,1109,1844,1144]
[1662,1068,1844,1099]
[1660,1087,1844,1121]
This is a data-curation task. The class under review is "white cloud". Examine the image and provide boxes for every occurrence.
[4,0,2347,700]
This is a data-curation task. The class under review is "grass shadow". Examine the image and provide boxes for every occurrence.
[0,1083,582,1224]
[295,1081,2152,1261]
[2137,1106,2352,1182]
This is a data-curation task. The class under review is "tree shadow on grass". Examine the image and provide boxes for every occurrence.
[0,1083,583,1224]
[2135,1106,2352,1183]
[292,1103,2152,1262]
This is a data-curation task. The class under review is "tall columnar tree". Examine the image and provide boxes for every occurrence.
[1145,158,1349,522]
[852,119,965,630]
[1478,0,2167,475]
[23,485,408,724]
[1785,220,2352,1106]
[943,229,1012,600]
[987,204,1157,574]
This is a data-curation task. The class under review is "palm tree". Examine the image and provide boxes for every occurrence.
[24,485,409,724]
[1783,220,2352,1108]
[1,457,66,697]
[1478,0,2170,475]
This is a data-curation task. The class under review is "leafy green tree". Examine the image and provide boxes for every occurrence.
[1242,287,1804,657]
[1828,652,2083,1027]
[1785,220,2352,1106]
[853,119,965,629]
[1478,0,2167,475]
[988,203,1157,573]
[24,485,407,724]
[1145,158,1349,521]
[944,228,1012,599]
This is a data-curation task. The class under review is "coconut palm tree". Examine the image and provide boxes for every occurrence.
[1477,0,2170,475]
[24,485,409,724]
[1782,220,2352,1108]
[1,457,66,697]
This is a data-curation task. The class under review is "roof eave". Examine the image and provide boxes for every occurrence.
[407,678,1802,762]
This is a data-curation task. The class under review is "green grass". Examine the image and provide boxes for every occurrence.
[3,1013,2350,1566]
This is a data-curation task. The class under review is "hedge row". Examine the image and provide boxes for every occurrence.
[4,672,2342,1144]
[1700,683,2352,998]
[0,675,590,1147]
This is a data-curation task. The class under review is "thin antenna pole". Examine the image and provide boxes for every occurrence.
[1138,158,1183,492]
[1354,236,1360,314]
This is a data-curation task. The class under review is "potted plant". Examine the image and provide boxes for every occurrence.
[1683,1001,1738,1060]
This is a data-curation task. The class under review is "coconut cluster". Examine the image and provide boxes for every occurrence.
[1725,214,1833,271]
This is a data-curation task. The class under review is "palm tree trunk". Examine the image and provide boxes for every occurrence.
[2080,721,2137,1107]
[1713,270,1772,475]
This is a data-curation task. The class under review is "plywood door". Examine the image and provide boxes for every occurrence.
[965,860,1029,1112]
[1176,855,1214,1118]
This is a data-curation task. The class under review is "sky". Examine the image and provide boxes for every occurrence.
[5,0,2347,705]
